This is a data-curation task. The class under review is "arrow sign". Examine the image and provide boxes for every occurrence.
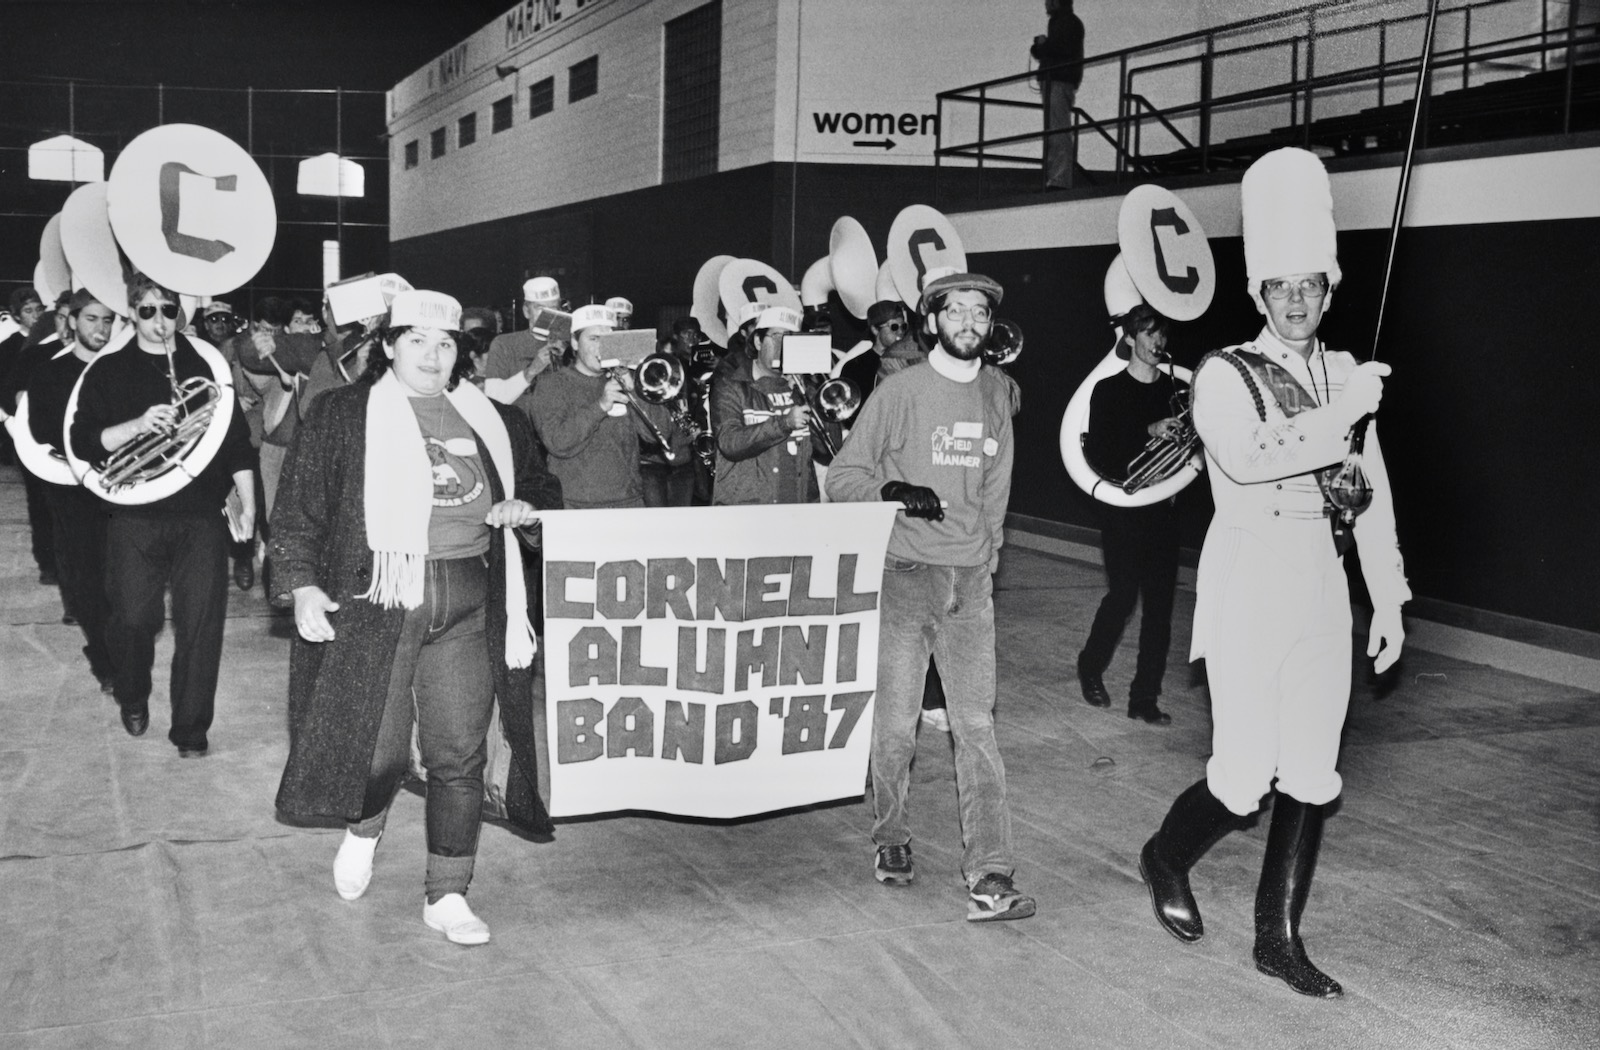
[853,138,896,150]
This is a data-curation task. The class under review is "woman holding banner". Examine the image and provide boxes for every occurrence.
[271,290,562,946]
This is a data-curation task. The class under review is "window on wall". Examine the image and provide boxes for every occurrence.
[662,1,722,183]
[430,127,447,158]
[458,113,477,147]
[492,96,513,133]
[569,56,598,103]
[529,76,555,119]
[404,140,419,169]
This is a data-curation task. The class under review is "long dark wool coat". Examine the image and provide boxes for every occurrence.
[270,381,562,837]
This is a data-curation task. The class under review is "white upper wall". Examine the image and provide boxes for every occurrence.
[388,0,1055,240]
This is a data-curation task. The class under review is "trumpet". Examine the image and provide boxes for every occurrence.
[787,374,863,459]
[99,374,222,493]
[603,352,687,461]
[1121,407,1199,495]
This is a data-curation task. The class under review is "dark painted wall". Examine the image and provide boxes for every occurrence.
[391,162,1600,633]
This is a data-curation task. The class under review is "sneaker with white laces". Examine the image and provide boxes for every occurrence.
[874,843,915,886]
[423,892,491,945]
[967,872,1036,922]
[333,829,381,901]
[920,707,951,733]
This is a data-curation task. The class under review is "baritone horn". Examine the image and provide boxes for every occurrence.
[97,372,223,493]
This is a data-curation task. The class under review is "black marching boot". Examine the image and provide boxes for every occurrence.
[1253,794,1343,998]
[1138,779,1242,941]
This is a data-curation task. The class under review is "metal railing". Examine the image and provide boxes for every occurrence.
[934,0,1598,201]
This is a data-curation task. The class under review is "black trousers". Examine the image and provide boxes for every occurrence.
[42,482,113,680]
[105,511,230,749]
[22,469,58,577]
[1080,503,1179,703]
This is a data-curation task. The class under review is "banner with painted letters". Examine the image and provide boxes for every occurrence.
[540,503,900,819]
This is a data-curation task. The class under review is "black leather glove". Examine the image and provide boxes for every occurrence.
[882,480,944,521]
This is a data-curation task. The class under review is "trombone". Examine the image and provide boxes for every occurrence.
[786,374,862,459]
[602,352,687,461]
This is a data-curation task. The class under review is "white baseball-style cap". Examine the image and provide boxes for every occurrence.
[570,303,617,334]
[604,296,633,317]
[389,290,463,330]
[737,301,768,329]
[753,306,802,333]
[523,276,561,304]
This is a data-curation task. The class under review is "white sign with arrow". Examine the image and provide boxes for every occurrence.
[799,97,940,164]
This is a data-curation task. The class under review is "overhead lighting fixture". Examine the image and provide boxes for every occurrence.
[296,153,365,198]
[28,135,104,183]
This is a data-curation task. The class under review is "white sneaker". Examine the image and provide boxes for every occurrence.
[333,829,381,901]
[920,707,951,733]
[423,893,491,945]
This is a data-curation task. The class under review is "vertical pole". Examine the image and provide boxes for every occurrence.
[247,87,255,321]
[1200,34,1214,173]
[336,86,345,285]
[1117,53,1129,178]
[976,84,987,199]
[68,81,76,184]
[1303,9,1317,148]
[157,82,164,125]
[1290,38,1300,130]
[1563,0,1578,134]
[1462,8,1471,91]
[1378,21,1387,109]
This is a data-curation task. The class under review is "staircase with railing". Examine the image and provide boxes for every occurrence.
[933,0,1599,203]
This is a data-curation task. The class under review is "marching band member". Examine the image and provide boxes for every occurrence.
[605,296,634,330]
[1076,300,1183,725]
[826,272,1034,923]
[661,315,718,503]
[236,297,322,523]
[272,290,560,946]
[521,303,676,509]
[2,290,69,590]
[1138,148,1407,998]
[481,277,563,405]
[710,306,818,506]
[69,274,256,754]
[23,290,118,688]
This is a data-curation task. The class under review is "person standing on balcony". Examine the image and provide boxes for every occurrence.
[1033,0,1085,190]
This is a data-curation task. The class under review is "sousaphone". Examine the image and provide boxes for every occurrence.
[63,124,274,506]
[1060,185,1215,507]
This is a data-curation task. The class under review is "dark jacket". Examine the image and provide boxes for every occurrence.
[710,353,818,505]
[1032,9,1085,88]
[270,382,562,836]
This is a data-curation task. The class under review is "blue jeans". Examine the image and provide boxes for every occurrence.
[351,555,494,901]
[871,558,1014,883]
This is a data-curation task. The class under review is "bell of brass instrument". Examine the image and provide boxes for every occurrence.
[98,374,222,493]
[984,318,1023,367]
[789,374,862,459]
[605,352,687,461]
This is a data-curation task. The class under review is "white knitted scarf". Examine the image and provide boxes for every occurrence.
[358,371,537,668]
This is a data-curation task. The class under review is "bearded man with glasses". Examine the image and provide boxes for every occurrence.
[827,271,1035,924]
[69,273,256,756]
[1137,148,1408,998]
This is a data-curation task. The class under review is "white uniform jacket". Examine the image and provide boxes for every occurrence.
[1189,327,1410,662]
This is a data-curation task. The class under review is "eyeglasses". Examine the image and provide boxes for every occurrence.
[941,303,993,324]
[136,303,181,320]
[1261,277,1328,301]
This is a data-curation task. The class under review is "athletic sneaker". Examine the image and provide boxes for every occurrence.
[967,872,1036,922]
[920,707,951,733]
[874,843,914,886]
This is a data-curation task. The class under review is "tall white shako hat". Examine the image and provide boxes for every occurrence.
[1241,147,1341,311]
[523,276,561,306]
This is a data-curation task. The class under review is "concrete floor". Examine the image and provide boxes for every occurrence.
[1,464,1596,1049]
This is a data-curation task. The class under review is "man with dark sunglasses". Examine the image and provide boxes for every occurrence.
[69,274,256,757]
